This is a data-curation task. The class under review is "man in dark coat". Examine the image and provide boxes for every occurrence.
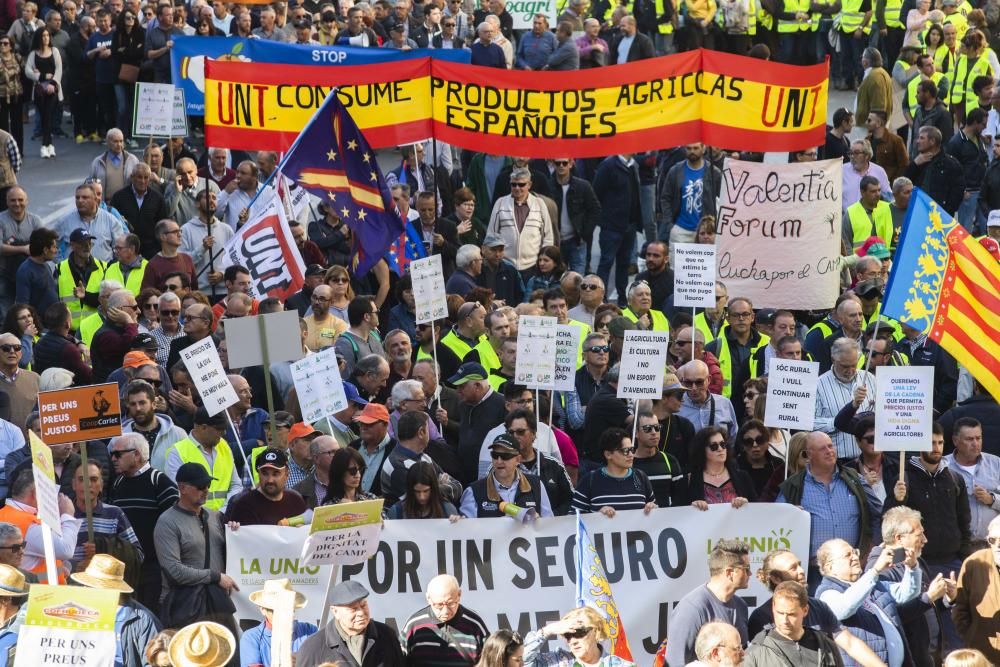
[904,125,965,216]
[110,164,170,259]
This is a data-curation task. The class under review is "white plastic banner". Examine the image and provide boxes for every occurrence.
[226,505,811,665]
[716,158,842,309]
[617,331,670,400]
[763,358,819,431]
[875,366,934,451]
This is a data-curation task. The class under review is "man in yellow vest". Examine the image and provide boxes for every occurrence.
[104,234,147,296]
[904,54,949,127]
[78,278,123,349]
[704,297,770,419]
[842,175,894,252]
[879,0,904,67]
[622,281,670,333]
[165,407,244,512]
[54,229,106,334]
[464,309,508,374]
[692,281,728,345]
[440,302,487,386]
[776,0,812,64]
[835,0,872,89]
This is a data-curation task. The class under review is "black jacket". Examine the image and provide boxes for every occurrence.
[581,384,630,463]
[523,451,574,515]
[609,31,655,63]
[549,174,601,242]
[744,627,844,667]
[903,149,965,215]
[939,395,1000,457]
[422,216,460,277]
[945,130,988,191]
[687,464,758,503]
[895,336,958,414]
[883,456,972,564]
[979,158,1000,217]
[457,390,506,484]
[308,218,353,267]
[477,258,524,305]
[110,186,171,259]
[592,156,642,233]
[295,619,405,667]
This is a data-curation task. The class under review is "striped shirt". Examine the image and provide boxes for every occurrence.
[571,467,655,514]
[107,466,179,562]
[814,368,875,459]
[402,604,490,667]
[71,501,144,568]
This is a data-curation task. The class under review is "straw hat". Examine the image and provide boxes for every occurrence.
[248,578,307,610]
[69,554,133,593]
[168,622,236,667]
[0,564,28,597]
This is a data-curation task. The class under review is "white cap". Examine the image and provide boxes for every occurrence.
[989,210,1000,228]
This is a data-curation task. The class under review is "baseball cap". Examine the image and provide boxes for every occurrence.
[865,243,891,260]
[193,406,227,429]
[447,362,488,386]
[988,210,1000,228]
[305,264,326,278]
[255,447,289,471]
[176,462,215,487]
[354,403,390,424]
[389,21,405,31]
[980,236,1000,261]
[263,410,295,428]
[69,229,95,244]
[130,333,158,351]
[483,232,506,248]
[855,278,885,299]
[343,381,368,407]
[489,433,520,454]
[288,422,322,441]
[122,351,155,369]
[756,308,777,326]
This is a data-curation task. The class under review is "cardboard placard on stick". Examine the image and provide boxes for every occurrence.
[225,310,305,368]
[617,331,670,400]
[133,82,188,138]
[763,358,819,431]
[37,383,122,445]
[411,255,448,324]
[292,346,348,424]
[180,337,240,417]
[553,324,581,391]
[515,316,557,389]
[875,366,934,452]
[673,243,717,308]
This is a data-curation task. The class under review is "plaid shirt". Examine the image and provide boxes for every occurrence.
[5,135,20,175]
[288,457,312,488]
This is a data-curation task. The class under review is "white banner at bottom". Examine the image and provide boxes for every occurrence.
[227,504,810,666]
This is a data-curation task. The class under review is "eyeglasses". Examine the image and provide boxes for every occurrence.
[328,277,349,284]
[859,435,875,443]
[0,542,25,552]
[586,345,610,353]
[443,21,455,25]
[988,536,1000,546]
[681,378,706,386]
[110,448,136,459]
[143,303,159,310]
[508,427,530,436]
[562,628,591,640]
[706,441,726,452]
[728,311,753,320]
[742,435,768,447]
[580,284,602,290]
[0,345,22,353]
[615,446,636,456]
[165,284,182,291]
[509,182,529,188]
[510,397,533,406]
[674,340,692,346]
[640,424,661,433]
[491,451,518,461]
[553,160,570,166]
[346,466,364,476]
[160,309,179,317]
[139,378,162,387]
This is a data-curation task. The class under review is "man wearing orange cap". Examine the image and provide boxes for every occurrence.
[250,422,320,488]
[350,403,396,496]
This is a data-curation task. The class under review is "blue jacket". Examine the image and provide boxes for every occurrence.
[117,599,161,667]
[592,156,641,233]
[241,620,317,667]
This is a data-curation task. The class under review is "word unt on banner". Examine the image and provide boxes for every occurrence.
[204,49,829,158]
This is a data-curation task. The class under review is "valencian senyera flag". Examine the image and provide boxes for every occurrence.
[883,188,1000,398]
[279,88,403,276]
[575,512,633,661]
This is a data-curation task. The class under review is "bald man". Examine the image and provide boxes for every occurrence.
[401,574,490,666]
[677,359,737,441]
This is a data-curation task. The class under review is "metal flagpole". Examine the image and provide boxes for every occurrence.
[692,307,696,363]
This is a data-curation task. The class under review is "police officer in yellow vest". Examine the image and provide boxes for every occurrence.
[904,54,948,123]
[165,407,244,512]
[622,281,670,334]
[776,0,812,64]
[55,229,106,334]
[704,297,769,419]
[463,309,508,375]
[440,302,487,385]
[843,176,894,252]
[104,233,148,296]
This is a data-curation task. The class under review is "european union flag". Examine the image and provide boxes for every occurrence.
[280,89,403,276]
[385,220,427,276]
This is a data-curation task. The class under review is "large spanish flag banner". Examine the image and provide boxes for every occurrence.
[204,50,827,157]
[883,188,1000,400]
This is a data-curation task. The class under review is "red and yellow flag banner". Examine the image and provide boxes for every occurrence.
[205,50,828,158]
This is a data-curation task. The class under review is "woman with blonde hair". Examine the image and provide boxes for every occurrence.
[759,431,810,501]
[944,649,992,667]
[324,265,355,323]
[523,606,635,666]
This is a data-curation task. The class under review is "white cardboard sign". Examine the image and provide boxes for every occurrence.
[292,346,348,424]
[225,309,305,369]
[763,357,819,431]
[617,331,670,400]
[411,255,448,324]
[515,316,557,389]
[673,243,717,308]
[133,82,188,138]
[875,366,934,451]
[553,325,581,392]
[180,337,239,417]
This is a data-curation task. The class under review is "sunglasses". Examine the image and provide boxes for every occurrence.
[706,442,726,451]
[554,160,570,166]
[160,309,180,316]
[681,378,706,386]
[110,448,136,459]
[509,182,528,188]
[165,284,182,291]
[0,542,25,552]
[562,628,591,640]
[143,303,159,310]
[615,447,636,455]
[742,435,768,447]
[329,277,349,284]
[346,467,365,476]
[580,284,602,290]
[443,21,455,25]
[641,424,661,433]
[491,451,518,461]
[586,345,610,353]
[140,378,162,387]
[0,345,22,353]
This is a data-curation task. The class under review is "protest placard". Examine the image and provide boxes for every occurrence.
[291,346,348,425]
[300,500,384,566]
[507,0,557,28]
[875,366,934,451]
[14,585,119,667]
[554,325,582,391]
[673,243,717,308]
[716,158,842,309]
[133,82,187,138]
[617,331,670,400]
[36,384,122,445]
[763,358,819,431]
[228,504,810,661]
[225,309,305,369]
[411,255,448,324]
[180,337,239,416]
[28,432,61,534]
[515,316,557,389]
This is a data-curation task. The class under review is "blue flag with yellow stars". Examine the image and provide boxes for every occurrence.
[281,89,404,276]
